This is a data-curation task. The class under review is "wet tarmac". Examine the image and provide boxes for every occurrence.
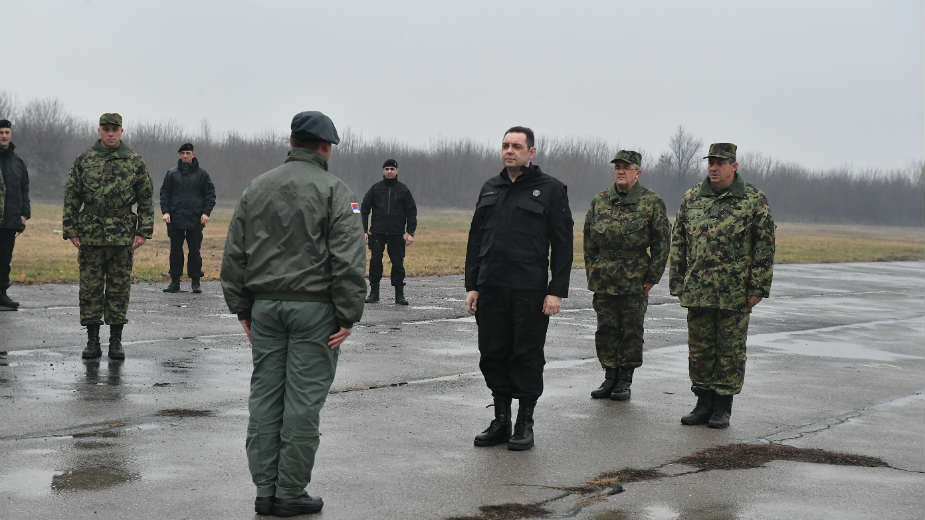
[0,262,923,519]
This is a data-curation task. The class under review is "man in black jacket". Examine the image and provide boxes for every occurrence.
[464,126,573,451]
[159,142,216,293]
[360,158,417,305]
[0,119,29,310]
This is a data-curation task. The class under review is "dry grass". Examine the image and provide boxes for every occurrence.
[7,204,923,284]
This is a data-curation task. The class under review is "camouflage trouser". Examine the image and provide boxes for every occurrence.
[592,293,648,369]
[78,246,134,326]
[686,307,750,396]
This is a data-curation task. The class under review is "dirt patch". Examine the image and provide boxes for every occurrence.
[156,408,213,417]
[568,469,661,494]
[675,443,889,470]
[446,503,551,520]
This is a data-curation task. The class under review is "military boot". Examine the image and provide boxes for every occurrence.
[507,400,535,451]
[591,367,618,398]
[474,396,512,447]
[708,394,733,429]
[108,324,125,360]
[81,325,102,359]
[0,289,20,310]
[163,276,181,293]
[365,282,379,303]
[681,388,714,425]
[191,277,201,294]
[395,285,409,306]
[610,367,635,401]
[272,493,323,517]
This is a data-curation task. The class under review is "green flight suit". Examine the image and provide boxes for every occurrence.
[63,141,154,325]
[669,173,775,395]
[221,148,366,500]
[584,182,669,369]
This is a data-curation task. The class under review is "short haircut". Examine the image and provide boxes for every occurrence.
[504,126,534,148]
[0,119,11,129]
[290,132,325,151]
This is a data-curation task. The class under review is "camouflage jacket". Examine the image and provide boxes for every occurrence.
[220,149,366,328]
[669,173,775,312]
[584,183,670,295]
[62,141,154,246]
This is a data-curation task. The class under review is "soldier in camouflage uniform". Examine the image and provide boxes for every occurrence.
[669,142,775,429]
[63,113,154,360]
[584,150,669,401]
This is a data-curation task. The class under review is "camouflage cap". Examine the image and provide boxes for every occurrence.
[703,142,737,161]
[610,149,641,166]
[290,111,340,145]
[99,113,123,127]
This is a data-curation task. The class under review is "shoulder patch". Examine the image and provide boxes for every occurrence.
[351,202,360,213]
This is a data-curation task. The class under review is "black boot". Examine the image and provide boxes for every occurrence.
[681,388,714,425]
[81,325,102,359]
[254,496,274,515]
[191,277,201,293]
[474,396,512,447]
[163,276,180,293]
[395,285,409,305]
[108,324,125,360]
[272,493,324,516]
[610,367,634,401]
[708,394,733,429]
[0,289,20,309]
[365,281,379,303]
[591,367,618,398]
[507,400,535,451]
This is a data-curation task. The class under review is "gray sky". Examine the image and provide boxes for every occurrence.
[5,0,923,171]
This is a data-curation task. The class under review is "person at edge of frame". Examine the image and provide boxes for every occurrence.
[360,157,417,305]
[0,118,30,310]
[669,142,775,429]
[159,141,216,294]
[584,149,669,401]
[62,112,154,361]
[464,125,574,451]
[221,111,366,517]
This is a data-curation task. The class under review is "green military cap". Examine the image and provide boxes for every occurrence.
[703,142,737,161]
[99,113,123,127]
[610,149,641,166]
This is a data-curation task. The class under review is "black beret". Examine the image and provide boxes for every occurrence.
[382,159,398,169]
[0,119,11,129]
[290,111,340,145]
[177,142,194,153]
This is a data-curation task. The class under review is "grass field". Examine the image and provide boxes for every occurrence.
[6,203,923,284]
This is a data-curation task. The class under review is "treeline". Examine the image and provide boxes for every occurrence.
[2,93,922,225]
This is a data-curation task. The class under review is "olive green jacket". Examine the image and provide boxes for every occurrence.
[584,183,670,295]
[62,141,155,245]
[669,173,776,312]
[220,149,366,328]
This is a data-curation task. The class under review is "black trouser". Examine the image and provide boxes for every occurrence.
[167,225,204,279]
[475,287,549,402]
[0,229,15,290]
[368,233,405,287]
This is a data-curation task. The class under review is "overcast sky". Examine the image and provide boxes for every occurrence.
[4,0,922,171]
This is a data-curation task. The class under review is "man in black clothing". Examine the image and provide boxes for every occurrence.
[360,158,417,305]
[464,126,573,451]
[159,142,216,293]
[0,119,30,310]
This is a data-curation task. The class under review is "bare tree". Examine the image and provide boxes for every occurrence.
[668,125,702,180]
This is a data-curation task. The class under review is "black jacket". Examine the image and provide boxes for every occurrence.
[465,164,574,297]
[159,158,216,229]
[360,177,417,236]
[0,143,30,231]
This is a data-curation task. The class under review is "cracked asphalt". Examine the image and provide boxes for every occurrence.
[0,261,923,519]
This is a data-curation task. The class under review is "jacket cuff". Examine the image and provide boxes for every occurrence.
[236,311,251,321]
[337,319,354,329]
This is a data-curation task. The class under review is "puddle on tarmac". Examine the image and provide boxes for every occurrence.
[750,319,924,361]
[446,503,551,520]
[51,464,140,492]
[156,408,213,417]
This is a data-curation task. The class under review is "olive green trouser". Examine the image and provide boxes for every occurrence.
[247,300,339,500]
[687,307,750,396]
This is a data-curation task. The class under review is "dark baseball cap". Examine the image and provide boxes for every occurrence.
[382,159,398,169]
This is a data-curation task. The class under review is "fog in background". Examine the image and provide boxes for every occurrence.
[3,0,923,174]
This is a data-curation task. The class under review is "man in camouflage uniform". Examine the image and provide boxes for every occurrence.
[63,113,154,360]
[584,150,669,401]
[221,111,365,517]
[669,142,775,429]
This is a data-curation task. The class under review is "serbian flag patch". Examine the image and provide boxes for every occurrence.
[351,202,361,214]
